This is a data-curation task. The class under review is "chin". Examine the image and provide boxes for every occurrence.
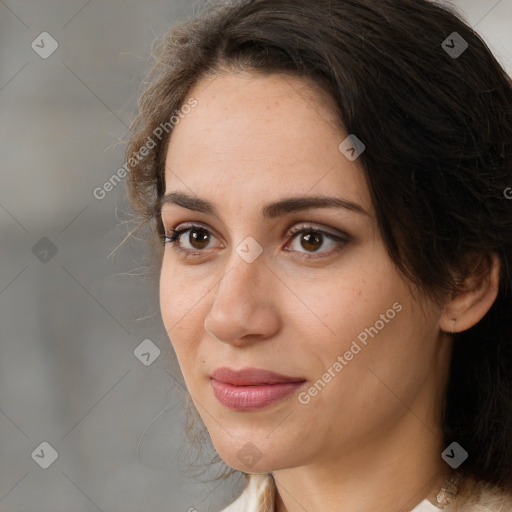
[206,427,302,474]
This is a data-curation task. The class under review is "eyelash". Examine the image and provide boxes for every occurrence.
[161,222,349,260]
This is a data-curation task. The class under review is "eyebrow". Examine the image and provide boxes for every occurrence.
[157,191,370,219]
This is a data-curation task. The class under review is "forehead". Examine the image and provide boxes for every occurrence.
[163,71,372,217]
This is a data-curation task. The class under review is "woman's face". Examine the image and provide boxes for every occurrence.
[159,71,452,473]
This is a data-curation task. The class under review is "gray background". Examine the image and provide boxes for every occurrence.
[0,1,511,511]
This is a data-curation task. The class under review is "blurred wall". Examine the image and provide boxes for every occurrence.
[0,1,511,511]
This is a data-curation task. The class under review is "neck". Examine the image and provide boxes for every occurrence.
[273,407,452,512]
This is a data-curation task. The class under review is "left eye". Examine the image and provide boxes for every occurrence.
[285,225,348,257]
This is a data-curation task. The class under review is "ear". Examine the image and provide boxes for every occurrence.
[440,252,500,333]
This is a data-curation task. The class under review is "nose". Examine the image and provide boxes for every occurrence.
[204,250,281,347]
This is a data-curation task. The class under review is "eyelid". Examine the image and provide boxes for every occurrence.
[286,222,347,239]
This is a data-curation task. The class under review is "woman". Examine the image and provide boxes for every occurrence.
[125,0,512,511]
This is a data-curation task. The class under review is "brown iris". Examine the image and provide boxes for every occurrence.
[189,228,210,250]
[299,231,323,252]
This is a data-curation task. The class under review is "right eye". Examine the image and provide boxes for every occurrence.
[162,224,223,256]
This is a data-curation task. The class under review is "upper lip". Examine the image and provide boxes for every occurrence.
[210,367,305,386]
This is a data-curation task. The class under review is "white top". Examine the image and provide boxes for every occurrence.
[220,473,444,512]
[412,499,442,512]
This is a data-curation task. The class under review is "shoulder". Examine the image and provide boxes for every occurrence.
[446,476,512,512]
[218,473,275,512]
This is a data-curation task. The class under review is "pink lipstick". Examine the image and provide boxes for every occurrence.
[210,367,306,411]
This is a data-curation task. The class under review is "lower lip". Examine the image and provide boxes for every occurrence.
[210,379,305,411]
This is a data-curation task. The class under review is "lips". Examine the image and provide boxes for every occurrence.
[210,367,306,410]
[211,367,305,386]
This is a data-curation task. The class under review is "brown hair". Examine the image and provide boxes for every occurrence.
[125,0,512,490]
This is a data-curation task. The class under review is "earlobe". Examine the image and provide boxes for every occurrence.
[440,252,500,334]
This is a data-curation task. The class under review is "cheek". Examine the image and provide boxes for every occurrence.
[159,261,210,369]
[304,286,438,424]
[159,254,212,325]
[293,260,418,389]
[295,258,403,346]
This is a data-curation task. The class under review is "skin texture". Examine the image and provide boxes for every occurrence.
[158,71,499,512]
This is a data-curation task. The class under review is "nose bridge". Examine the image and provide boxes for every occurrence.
[204,244,279,343]
[216,243,265,307]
